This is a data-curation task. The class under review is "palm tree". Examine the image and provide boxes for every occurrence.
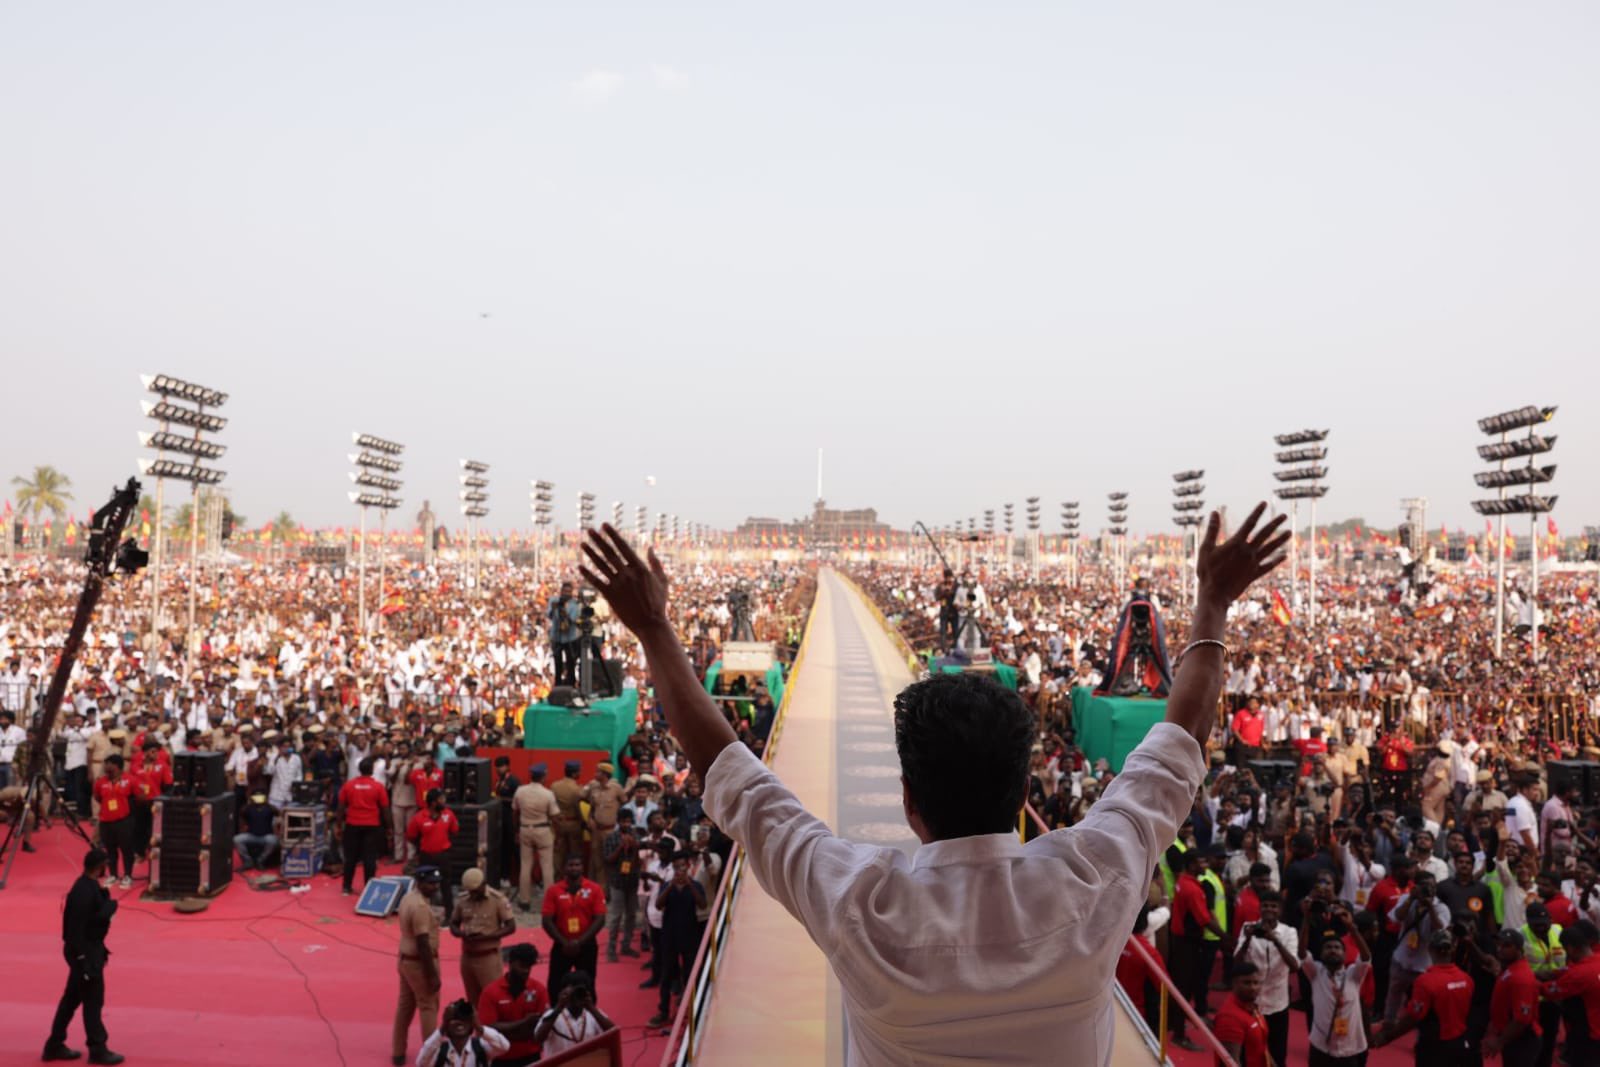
[271,511,298,544]
[12,465,73,546]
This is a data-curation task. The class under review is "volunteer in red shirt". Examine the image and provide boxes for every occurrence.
[1116,905,1170,1037]
[1542,925,1600,1063]
[1483,929,1541,1066]
[406,787,461,910]
[476,942,549,1067]
[1230,703,1264,764]
[1211,961,1271,1066]
[131,738,173,860]
[337,755,390,897]
[408,754,444,803]
[542,854,607,998]
[94,755,137,887]
[1168,847,1223,1052]
[1374,929,1474,1060]
[1293,725,1328,778]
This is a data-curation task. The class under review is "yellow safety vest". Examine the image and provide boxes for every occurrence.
[1200,869,1228,942]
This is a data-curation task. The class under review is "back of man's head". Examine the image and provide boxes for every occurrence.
[894,673,1031,841]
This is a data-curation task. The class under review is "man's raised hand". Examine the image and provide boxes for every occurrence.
[1196,502,1291,606]
[579,524,671,636]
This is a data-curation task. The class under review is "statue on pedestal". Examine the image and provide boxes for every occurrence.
[418,500,436,566]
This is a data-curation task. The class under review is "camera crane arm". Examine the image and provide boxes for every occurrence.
[912,521,955,574]
[23,478,146,782]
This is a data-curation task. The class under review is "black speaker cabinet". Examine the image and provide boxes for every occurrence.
[291,779,326,806]
[1246,760,1299,790]
[1547,760,1600,807]
[547,686,579,708]
[172,751,226,798]
[151,793,236,895]
[446,799,503,887]
[446,757,491,804]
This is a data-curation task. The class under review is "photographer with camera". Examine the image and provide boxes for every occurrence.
[547,582,582,687]
[416,997,510,1067]
[533,971,615,1056]
[1383,870,1450,1024]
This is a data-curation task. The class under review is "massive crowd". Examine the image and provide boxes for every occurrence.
[854,551,1600,1064]
[1,546,813,1064]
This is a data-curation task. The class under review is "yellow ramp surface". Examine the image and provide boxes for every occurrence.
[694,571,1165,1066]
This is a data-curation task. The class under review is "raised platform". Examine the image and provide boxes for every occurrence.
[2,825,668,1066]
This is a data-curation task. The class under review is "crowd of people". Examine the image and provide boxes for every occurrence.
[2,547,813,1064]
[855,552,1600,1064]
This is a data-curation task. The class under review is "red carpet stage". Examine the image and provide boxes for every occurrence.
[3,826,669,1067]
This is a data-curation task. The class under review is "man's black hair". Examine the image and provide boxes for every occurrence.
[1225,825,1245,850]
[1248,862,1273,879]
[1257,888,1282,904]
[359,755,376,775]
[893,673,1032,841]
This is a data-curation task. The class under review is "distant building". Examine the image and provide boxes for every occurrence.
[735,499,895,545]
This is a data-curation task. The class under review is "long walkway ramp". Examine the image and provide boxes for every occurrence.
[693,571,1166,1065]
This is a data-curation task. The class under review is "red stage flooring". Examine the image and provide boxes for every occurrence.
[2,825,670,1067]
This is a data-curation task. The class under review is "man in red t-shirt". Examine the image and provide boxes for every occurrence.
[1168,847,1224,1051]
[408,756,444,808]
[1374,930,1473,1060]
[477,942,549,1066]
[542,854,607,998]
[1483,929,1541,1065]
[93,755,137,886]
[1212,961,1271,1066]
[1230,704,1264,764]
[1117,905,1170,1038]
[1293,726,1328,778]
[406,787,461,910]
[1542,926,1600,1063]
[131,739,173,860]
[337,755,390,896]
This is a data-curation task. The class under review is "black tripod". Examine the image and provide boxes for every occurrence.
[0,763,94,888]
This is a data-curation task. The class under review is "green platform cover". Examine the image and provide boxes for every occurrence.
[523,689,640,758]
[925,656,1019,691]
[1071,686,1167,773]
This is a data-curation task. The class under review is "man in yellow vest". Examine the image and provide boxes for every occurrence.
[1522,901,1565,1067]
[1197,843,1231,1013]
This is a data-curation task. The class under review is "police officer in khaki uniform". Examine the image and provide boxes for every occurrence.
[581,762,626,881]
[449,866,517,1006]
[394,865,444,1067]
[512,764,559,909]
[550,759,585,873]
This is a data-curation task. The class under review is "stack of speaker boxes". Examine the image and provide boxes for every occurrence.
[445,757,500,889]
[1547,760,1600,807]
[152,751,233,896]
[281,804,329,878]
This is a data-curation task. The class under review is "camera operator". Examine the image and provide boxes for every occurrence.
[547,582,582,687]
[935,570,958,651]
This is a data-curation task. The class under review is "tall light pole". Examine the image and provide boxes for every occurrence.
[1273,430,1330,628]
[1473,406,1557,660]
[1172,471,1205,606]
[1107,493,1129,592]
[531,480,554,583]
[459,460,490,592]
[1060,502,1080,587]
[139,374,228,668]
[1025,497,1041,580]
[634,505,647,541]
[349,433,403,634]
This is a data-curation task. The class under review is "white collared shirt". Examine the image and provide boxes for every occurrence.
[704,721,1205,1066]
[1301,957,1370,1057]
[414,1025,508,1067]
[1233,923,1298,1014]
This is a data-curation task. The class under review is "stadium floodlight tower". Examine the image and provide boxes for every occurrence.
[530,480,554,582]
[348,433,404,634]
[1060,502,1080,587]
[1172,471,1206,606]
[1107,493,1130,593]
[138,374,228,668]
[1025,497,1041,580]
[634,505,648,541]
[1473,405,1557,660]
[1273,429,1330,628]
[458,460,490,593]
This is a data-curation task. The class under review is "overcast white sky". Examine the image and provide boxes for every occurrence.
[2,3,1596,536]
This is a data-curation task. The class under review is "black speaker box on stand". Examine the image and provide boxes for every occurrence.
[151,793,236,896]
[1547,760,1600,807]
[446,799,502,888]
[1245,759,1299,792]
[446,757,491,805]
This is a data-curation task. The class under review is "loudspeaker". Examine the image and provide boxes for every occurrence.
[1547,760,1600,807]
[173,751,226,798]
[446,799,503,888]
[445,757,491,804]
[151,793,236,895]
[291,779,326,806]
[547,686,579,708]
[1246,760,1298,790]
